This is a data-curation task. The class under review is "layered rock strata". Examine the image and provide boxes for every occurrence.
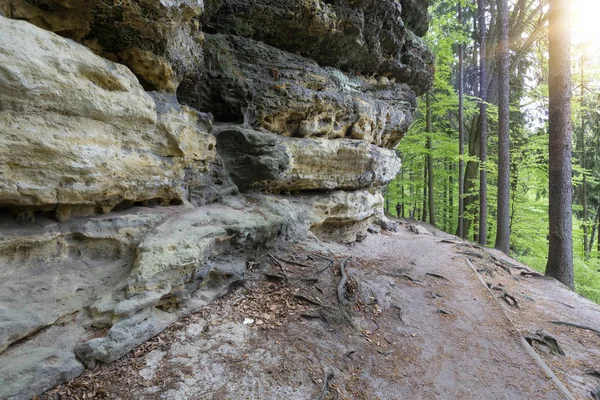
[0,0,431,397]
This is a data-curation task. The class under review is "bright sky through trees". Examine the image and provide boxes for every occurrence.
[572,0,600,54]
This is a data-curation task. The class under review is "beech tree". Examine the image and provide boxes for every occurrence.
[495,0,511,254]
[546,0,574,289]
[457,3,466,238]
[477,0,488,245]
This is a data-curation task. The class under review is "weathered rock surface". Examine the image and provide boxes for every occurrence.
[1,0,207,92]
[206,0,433,94]
[75,309,177,369]
[0,208,172,354]
[0,17,224,218]
[0,0,434,397]
[179,34,416,149]
[215,125,400,192]
[0,347,84,400]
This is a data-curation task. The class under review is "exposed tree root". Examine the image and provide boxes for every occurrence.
[592,386,600,400]
[525,330,565,356]
[489,284,520,308]
[316,370,334,400]
[550,321,600,337]
[425,272,451,282]
[274,255,314,269]
[586,370,600,378]
[337,259,358,330]
[520,271,544,278]
[268,253,289,281]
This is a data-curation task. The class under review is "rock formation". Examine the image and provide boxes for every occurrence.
[0,1,432,398]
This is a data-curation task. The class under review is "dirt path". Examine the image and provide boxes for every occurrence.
[40,220,599,399]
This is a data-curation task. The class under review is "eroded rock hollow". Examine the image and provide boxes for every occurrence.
[0,1,432,398]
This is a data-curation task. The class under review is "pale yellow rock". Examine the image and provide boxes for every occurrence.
[0,17,216,215]
[1,0,206,92]
[214,126,400,192]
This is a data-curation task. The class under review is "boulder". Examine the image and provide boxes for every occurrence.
[307,190,385,242]
[0,347,84,400]
[75,309,177,369]
[0,0,207,92]
[0,17,221,218]
[206,0,433,94]
[179,34,416,149]
[214,125,400,192]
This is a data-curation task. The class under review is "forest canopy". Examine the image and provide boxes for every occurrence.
[385,0,600,302]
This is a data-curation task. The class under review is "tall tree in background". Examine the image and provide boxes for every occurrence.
[546,0,574,289]
[426,92,436,227]
[495,0,511,254]
[457,2,465,238]
[477,0,488,245]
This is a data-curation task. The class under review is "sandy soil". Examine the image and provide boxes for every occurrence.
[38,219,600,399]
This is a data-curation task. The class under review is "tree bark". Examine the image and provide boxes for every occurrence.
[580,58,589,259]
[495,0,511,254]
[546,0,574,289]
[422,160,428,222]
[458,3,466,239]
[478,0,489,246]
[426,92,436,227]
[463,115,481,238]
[449,162,455,233]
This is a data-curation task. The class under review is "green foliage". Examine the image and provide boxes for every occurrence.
[385,0,600,304]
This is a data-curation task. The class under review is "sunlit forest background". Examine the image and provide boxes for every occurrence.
[384,0,600,302]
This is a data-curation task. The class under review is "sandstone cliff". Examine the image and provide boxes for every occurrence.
[0,1,432,398]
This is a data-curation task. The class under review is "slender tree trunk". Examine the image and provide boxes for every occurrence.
[590,205,599,257]
[410,169,415,219]
[401,168,405,218]
[448,161,454,233]
[426,92,436,227]
[580,58,589,259]
[458,3,466,239]
[422,160,428,222]
[478,0,488,246]
[463,115,481,238]
[495,0,511,254]
[444,160,449,231]
[546,0,574,289]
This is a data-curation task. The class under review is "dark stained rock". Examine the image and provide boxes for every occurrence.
[206,0,433,94]
[0,0,206,92]
[214,125,400,192]
[178,34,416,149]
[400,0,430,36]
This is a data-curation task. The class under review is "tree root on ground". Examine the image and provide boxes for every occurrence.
[488,284,520,308]
[425,272,451,282]
[316,370,334,400]
[550,321,600,337]
[525,330,565,356]
[337,259,359,330]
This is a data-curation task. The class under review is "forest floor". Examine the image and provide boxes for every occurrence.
[39,218,600,400]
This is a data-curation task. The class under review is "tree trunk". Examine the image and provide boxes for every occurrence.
[546,0,574,289]
[590,205,600,257]
[458,3,466,239]
[422,160,428,222]
[580,58,589,259]
[463,115,481,238]
[426,92,436,227]
[495,0,511,254]
[449,162,455,233]
[478,0,488,246]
